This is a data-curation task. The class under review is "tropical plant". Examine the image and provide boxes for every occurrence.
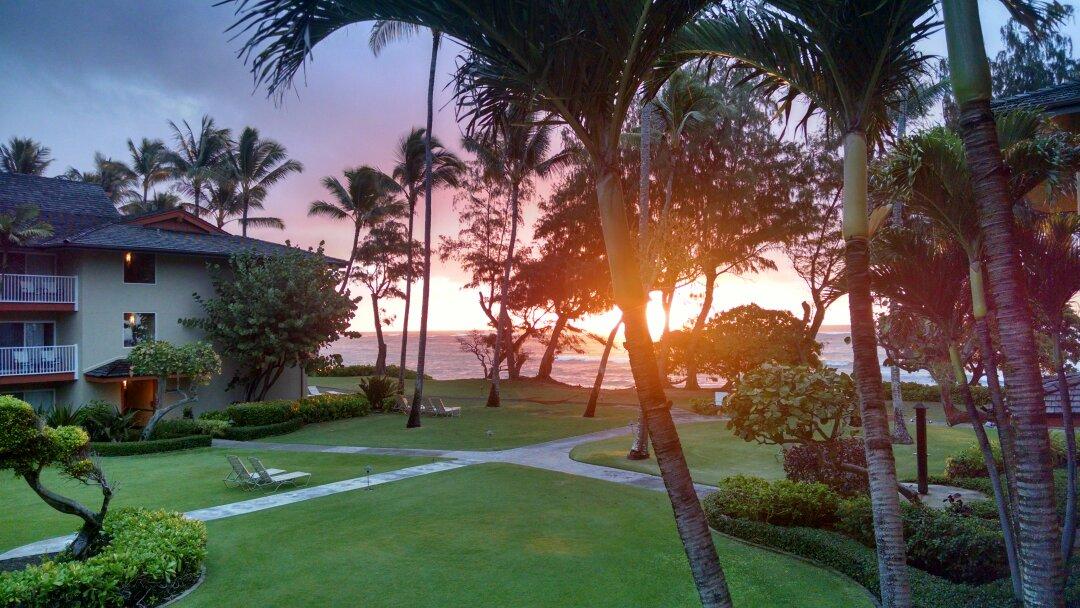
[119,191,185,215]
[129,340,222,440]
[940,2,1071,599]
[357,375,399,412]
[182,246,355,402]
[61,152,136,204]
[0,205,52,273]
[387,128,463,394]
[668,2,939,602]
[0,136,52,175]
[0,396,113,559]
[308,165,404,293]
[80,400,137,444]
[228,2,739,604]
[226,126,302,237]
[126,137,173,205]
[203,172,285,231]
[166,115,231,217]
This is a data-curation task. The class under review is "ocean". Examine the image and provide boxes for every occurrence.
[327,326,935,388]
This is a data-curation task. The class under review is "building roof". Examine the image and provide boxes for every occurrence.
[84,358,134,379]
[992,81,1080,116]
[0,174,345,264]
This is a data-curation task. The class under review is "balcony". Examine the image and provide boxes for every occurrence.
[0,345,78,384]
[0,274,77,311]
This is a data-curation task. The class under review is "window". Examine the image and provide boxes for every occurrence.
[3,389,55,412]
[0,322,54,347]
[123,313,155,347]
[123,252,155,283]
[2,253,56,275]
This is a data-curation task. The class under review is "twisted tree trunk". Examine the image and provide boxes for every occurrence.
[487,181,520,406]
[584,318,622,418]
[372,294,387,375]
[890,364,913,444]
[684,270,717,391]
[535,313,568,382]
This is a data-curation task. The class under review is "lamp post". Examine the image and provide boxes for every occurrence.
[914,402,928,495]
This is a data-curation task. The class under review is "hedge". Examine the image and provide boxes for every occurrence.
[0,508,207,607]
[220,419,303,441]
[149,418,231,440]
[90,435,212,456]
[881,381,990,407]
[215,394,371,427]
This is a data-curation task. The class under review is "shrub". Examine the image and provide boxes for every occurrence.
[0,508,207,607]
[705,476,840,528]
[689,397,721,416]
[782,437,868,496]
[79,400,137,443]
[834,496,877,546]
[223,399,297,426]
[33,402,84,427]
[944,438,1068,480]
[880,381,991,407]
[296,393,370,422]
[220,419,303,441]
[307,356,431,379]
[357,376,398,413]
[90,435,212,456]
[198,409,230,422]
[150,418,231,440]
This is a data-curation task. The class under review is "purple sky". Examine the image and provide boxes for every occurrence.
[0,2,1056,333]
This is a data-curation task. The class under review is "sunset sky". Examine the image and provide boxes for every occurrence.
[0,1,1041,336]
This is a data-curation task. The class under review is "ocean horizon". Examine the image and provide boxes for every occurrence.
[326,325,934,389]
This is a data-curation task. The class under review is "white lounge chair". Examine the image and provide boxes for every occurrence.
[224,455,284,490]
[248,456,310,490]
[429,397,461,417]
[307,385,322,396]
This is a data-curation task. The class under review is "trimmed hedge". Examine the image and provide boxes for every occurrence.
[215,393,371,427]
[881,381,991,407]
[90,435,212,456]
[220,419,303,441]
[944,436,1069,480]
[296,393,370,422]
[150,418,231,440]
[0,508,207,607]
[221,399,297,426]
[708,476,840,528]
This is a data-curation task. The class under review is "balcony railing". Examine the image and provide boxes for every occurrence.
[0,274,77,306]
[0,345,77,377]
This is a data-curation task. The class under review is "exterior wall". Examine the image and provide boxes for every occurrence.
[3,249,305,416]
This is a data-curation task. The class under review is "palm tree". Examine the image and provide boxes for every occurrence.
[118,191,184,216]
[369,20,445,429]
[228,3,735,604]
[166,116,231,217]
[0,137,52,175]
[203,173,285,231]
[228,127,302,237]
[464,105,573,409]
[126,138,173,205]
[669,2,940,604]
[0,206,52,275]
[940,3,1071,599]
[61,153,136,204]
[1018,213,1080,563]
[871,224,1022,595]
[389,128,463,394]
[308,166,404,293]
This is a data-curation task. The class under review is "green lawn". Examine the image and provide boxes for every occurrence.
[178,464,872,608]
[0,448,433,552]
[571,404,980,486]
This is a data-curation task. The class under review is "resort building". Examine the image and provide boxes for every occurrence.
[0,172,312,421]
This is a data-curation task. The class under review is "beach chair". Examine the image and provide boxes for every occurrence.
[395,395,411,413]
[429,397,461,417]
[224,455,284,490]
[307,385,321,396]
[249,456,310,490]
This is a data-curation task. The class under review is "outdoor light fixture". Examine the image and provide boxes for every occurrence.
[124,252,132,264]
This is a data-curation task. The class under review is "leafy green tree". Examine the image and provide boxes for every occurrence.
[166,115,231,217]
[387,128,463,394]
[308,165,404,292]
[226,126,302,237]
[0,205,52,274]
[354,222,416,374]
[228,2,740,603]
[991,4,1079,98]
[130,340,221,440]
[669,305,820,390]
[0,397,112,559]
[0,137,52,175]
[182,246,355,401]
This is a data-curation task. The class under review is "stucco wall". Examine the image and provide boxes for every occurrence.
[5,249,304,415]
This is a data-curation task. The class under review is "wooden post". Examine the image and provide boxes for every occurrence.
[914,402,928,495]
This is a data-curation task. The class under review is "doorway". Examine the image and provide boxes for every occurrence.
[121,379,157,427]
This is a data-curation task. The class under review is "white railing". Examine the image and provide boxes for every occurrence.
[0,274,77,305]
[0,345,77,377]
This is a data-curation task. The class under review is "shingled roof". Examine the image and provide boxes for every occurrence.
[992,81,1080,116]
[0,172,121,240]
[56,221,307,258]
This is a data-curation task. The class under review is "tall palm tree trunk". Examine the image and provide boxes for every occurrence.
[1055,334,1077,562]
[398,195,417,393]
[372,294,387,375]
[948,344,1023,596]
[241,193,250,237]
[685,270,717,391]
[942,4,1064,601]
[842,131,911,608]
[536,313,568,381]
[594,166,732,608]
[340,222,362,294]
[487,180,520,407]
[584,317,622,418]
[407,31,440,429]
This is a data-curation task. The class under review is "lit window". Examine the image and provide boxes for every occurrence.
[123,313,155,347]
[123,252,155,283]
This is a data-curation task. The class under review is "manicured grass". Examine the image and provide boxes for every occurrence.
[571,407,979,486]
[178,464,872,608]
[0,448,434,553]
